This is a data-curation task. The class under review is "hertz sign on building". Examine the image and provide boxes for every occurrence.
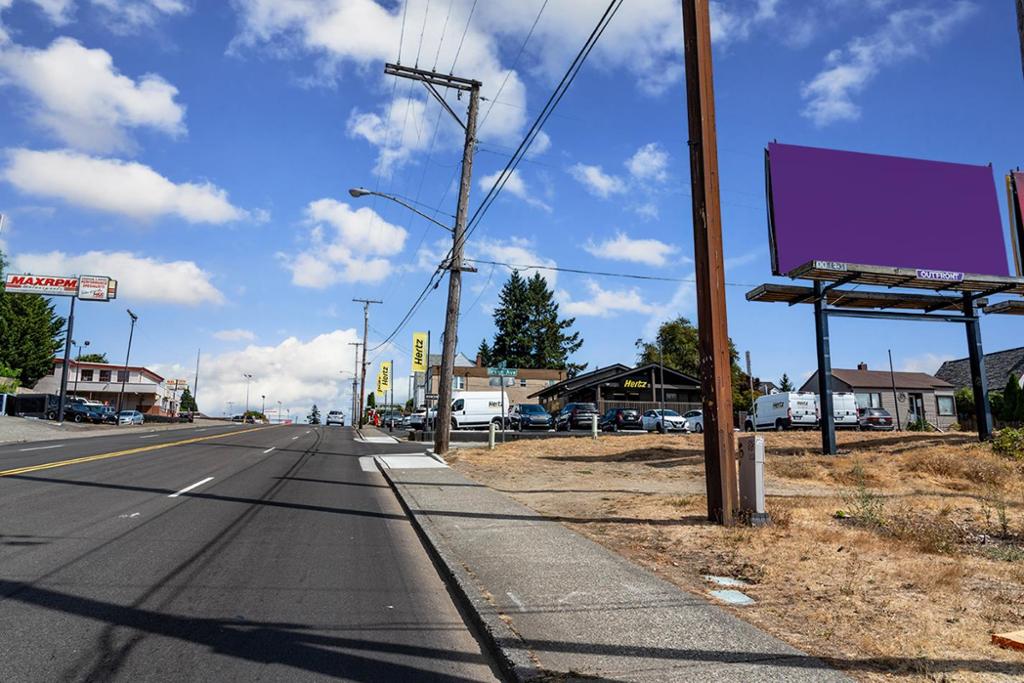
[530,363,702,414]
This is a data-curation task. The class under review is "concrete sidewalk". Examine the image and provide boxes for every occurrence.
[381,456,850,682]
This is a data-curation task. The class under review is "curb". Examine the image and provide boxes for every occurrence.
[378,464,544,683]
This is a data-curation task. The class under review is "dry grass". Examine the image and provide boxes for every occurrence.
[448,431,1024,682]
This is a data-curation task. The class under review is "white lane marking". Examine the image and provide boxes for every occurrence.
[305,430,311,434]
[168,477,214,498]
[506,592,526,613]
[262,447,275,454]
[18,444,63,452]
[139,434,160,439]
[194,429,207,433]
[118,512,141,518]
[358,456,379,472]
[291,436,299,440]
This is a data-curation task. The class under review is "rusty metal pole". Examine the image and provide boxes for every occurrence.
[681,0,739,524]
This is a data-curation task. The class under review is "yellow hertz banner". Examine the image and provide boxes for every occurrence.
[377,361,392,394]
[411,332,428,373]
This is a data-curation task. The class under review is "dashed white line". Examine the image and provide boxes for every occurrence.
[168,477,214,498]
[139,434,160,439]
[262,447,275,454]
[18,444,63,452]
[291,436,299,440]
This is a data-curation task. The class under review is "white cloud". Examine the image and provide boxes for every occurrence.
[214,328,256,342]
[568,163,626,198]
[801,1,976,126]
[90,0,188,32]
[558,280,657,318]
[0,37,185,152]
[899,352,954,375]
[584,231,679,268]
[474,236,558,289]
[281,198,408,288]
[478,169,551,212]
[710,0,780,44]
[626,142,669,182]
[3,148,248,223]
[154,329,364,418]
[11,250,225,305]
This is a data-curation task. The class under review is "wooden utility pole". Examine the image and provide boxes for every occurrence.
[384,63,481,456]
[681,0,739,524]
[349,341,362,424]
[352,299,380,427]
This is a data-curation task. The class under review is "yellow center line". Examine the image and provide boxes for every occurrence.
[0,426,276,478]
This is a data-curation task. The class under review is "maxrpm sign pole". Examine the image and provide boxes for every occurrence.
[56,296,76,425]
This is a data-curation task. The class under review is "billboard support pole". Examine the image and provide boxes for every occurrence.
[963,292,993,440]
[682,0,738,524]
[813,282,837,455]
[56,296,76,425]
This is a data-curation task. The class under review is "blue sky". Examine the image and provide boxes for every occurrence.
[0,0,1021,417]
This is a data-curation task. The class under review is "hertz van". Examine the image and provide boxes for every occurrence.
[450,391,510,430]
[816,392,860,429]
[747,392,819,431]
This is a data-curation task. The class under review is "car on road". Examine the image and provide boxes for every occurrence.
[508,403,554,431]
[641,408,688,433]
[118,410,144,425]
[230,414,244,422]
[325,410,345,426]
[858,407,895,431]
[554,402,600,431]
[682,409,703,433]
[598,408,643,432]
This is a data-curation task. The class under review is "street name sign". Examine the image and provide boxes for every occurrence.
[487,366,518,378]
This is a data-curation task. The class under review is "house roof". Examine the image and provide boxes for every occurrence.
[529,364,632,399]
[427,352,475,368]
[529,363,701,399]
[935,347,1024,392]
[800,368,952,392]
[430,366,567,380]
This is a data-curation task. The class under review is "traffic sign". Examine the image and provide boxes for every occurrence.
[487,366,517,378]
[425,393,439,400]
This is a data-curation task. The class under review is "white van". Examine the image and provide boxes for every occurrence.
[817,392,859,429]
[450,391,509,430]
[747,392,819,431]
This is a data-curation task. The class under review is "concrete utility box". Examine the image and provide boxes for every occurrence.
[738,436,769,526]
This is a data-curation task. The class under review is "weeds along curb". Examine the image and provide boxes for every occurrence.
[377,462,544,683]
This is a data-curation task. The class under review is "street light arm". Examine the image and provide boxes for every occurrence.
[348,188,454,233]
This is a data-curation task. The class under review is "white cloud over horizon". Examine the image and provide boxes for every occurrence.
[568,163,626,198]
[477,169,551,212]
[214,328,257,342]
[584,231,679,268]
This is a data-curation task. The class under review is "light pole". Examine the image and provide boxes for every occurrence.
[116,309,138,416]
[243,373,253,414]
[348,189,455,233]
[277,400,282,424]
[73,339,90,397]
[261,394,266,417]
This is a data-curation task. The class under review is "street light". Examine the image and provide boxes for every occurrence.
[72,339,90,397]
[261,394,266,417]
[116,310,138,417]
[348,188,454,233]
[277,400,282,424]
[243,373,253,414]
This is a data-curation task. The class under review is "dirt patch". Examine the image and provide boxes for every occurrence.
[448,431,1024,682]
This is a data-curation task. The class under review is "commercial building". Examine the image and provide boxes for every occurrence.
[800,362,957,430]
[529,363,702,414]
[936,347,1024,394]
[32,359,184,416]
[426,356,567,406]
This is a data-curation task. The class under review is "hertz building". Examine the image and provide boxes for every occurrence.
[529,363,702,414]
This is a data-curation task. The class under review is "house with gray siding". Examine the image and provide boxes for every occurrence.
[935,347,1024,394]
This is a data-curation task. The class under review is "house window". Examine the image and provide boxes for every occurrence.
[520,378,527,387]
[855,392,881,409]
[117,370,129,383]
[937,395,955,416]
[99,370,112,382]
[80,369,93,382]
[452,376,465,390]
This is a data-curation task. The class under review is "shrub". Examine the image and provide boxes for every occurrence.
[906,418,934,432]
[991,428,1024,461]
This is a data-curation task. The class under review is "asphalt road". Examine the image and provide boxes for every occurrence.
[0,424,500,682]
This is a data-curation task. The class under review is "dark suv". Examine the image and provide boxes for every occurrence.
[555,402,600,431]
[599,408,643,432]
[509,404,554,431]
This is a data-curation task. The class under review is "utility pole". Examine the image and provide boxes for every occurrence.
[746,350,756,432]
[116,309,138,416]
[681,0,738,524]
[383,62,481,456]
[348,341,362,424]
[352,300,380,427]
[193,348,201,414]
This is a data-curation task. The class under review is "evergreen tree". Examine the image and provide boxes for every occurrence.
[308,404,321,424]
[524,273,584,374]
[367,393,376,409]
[0,250,66,386]
[490,271,533,366]
[179,387,198,412]
[77,352,108,363]
[779,373,794,392]
[476,338,492,366]
[1001,374,1021,423]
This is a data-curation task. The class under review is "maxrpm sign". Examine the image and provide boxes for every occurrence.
[4,274,79,296]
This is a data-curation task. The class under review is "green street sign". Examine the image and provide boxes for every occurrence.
[487,366,518,378]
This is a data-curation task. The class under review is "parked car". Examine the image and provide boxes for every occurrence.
[97,407,118,424]
[63,402,97,423]
[554,402,600,431]
[379,411,403,428]
[509,404,554,431]
[118,410,144,425]
[409,410,428,430]
[325,410,345,426]
[450,392,508,430]
[641,408,688,433]
[816,392,859,429]
[599,408,643,432]
[230,414,244,422]
[746,392,818,431]
[858,407,895,431]
[682,409,703,433]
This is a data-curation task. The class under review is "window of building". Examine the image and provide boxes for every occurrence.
[937,395,955,416]
[117,370,129,383]
[855,392,881,409]
[520,378,527,387]
[99,370,111,382]
[452,376,465,390]
[80,369,93,382]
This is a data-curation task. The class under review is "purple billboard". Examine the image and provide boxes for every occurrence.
[766,143,1009,277]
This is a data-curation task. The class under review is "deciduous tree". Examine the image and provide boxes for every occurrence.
[0,250,65,387]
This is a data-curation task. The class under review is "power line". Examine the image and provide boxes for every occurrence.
[432,0,455,71]
[477,0,549,132]
[449,0,477,72]
[463,258,760,288]
[415,0,432,67]
[397,0,410,64]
